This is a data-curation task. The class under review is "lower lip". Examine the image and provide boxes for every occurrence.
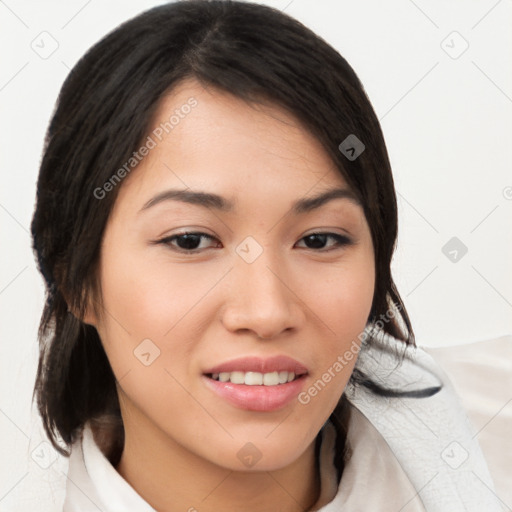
[202,375,307,412]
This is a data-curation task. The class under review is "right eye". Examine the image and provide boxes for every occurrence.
[156,232,222,253]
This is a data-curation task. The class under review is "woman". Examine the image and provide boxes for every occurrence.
[30,1,499,510]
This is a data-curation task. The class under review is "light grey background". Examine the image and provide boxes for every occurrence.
[1,0,511,510]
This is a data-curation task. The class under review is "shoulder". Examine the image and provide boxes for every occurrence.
[62,420,155,512]
[344,334,502,511]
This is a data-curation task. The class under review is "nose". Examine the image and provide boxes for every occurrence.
[221,249,304,340]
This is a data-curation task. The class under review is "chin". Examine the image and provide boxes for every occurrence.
[210,430,316,473]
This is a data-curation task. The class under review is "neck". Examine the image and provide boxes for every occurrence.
[114,415,321,512]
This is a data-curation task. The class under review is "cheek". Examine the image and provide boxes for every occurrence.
[305,254,375,340]
[99,246,211,337]
[95,251,199,422]
[96,245,225,388]
[301,255,375,407]
[329,272,374,336]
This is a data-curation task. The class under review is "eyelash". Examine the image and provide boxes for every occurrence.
[155,231,353,254]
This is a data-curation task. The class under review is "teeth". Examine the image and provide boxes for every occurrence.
[263,372,279,386]
[245,372,263,385]
[230,371,245,384]
[210,370,299,385]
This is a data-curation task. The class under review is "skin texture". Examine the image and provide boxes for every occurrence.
[84,79,375,512]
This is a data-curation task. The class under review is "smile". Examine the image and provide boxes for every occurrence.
[202,355,309,411]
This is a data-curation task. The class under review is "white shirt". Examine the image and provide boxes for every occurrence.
[62,334,502,511]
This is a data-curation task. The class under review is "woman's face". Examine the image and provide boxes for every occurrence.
[86,79,375,471]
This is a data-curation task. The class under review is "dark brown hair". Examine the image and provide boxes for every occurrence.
[31,0,416,468]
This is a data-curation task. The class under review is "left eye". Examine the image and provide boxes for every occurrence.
[156,232,352,253]
[296,233,352,251]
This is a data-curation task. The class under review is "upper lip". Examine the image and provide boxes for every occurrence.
[203,355,309,376]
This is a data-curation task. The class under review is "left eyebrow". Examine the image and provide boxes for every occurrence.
[292,187,361,214]
[138,187,361,214]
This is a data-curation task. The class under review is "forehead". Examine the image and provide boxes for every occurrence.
[113,79,356,215]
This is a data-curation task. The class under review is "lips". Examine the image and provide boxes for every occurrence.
[202,355,309,412]
[203,355,309,376]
